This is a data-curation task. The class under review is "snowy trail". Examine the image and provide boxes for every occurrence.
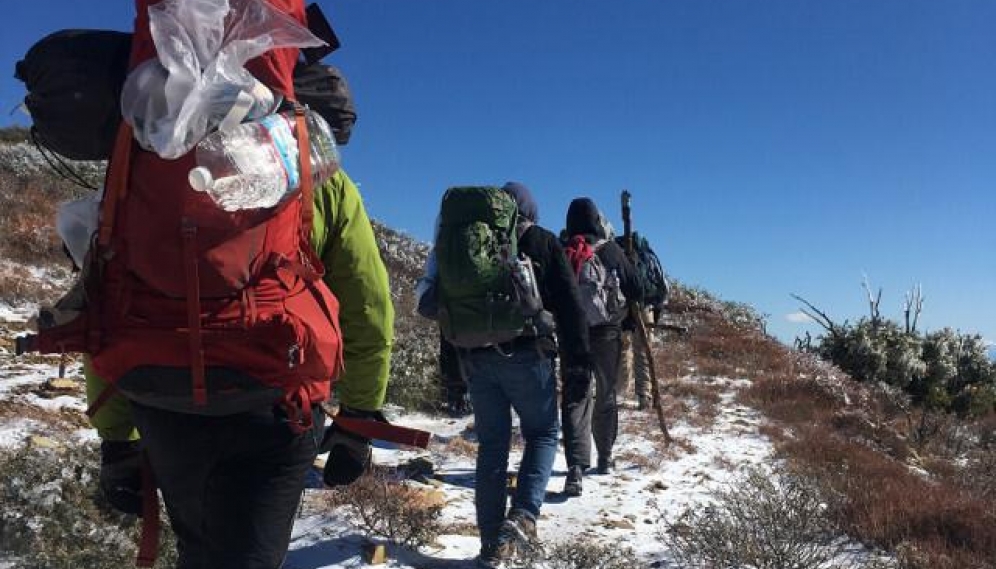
[286,379,773,568]
[0,315,774,568]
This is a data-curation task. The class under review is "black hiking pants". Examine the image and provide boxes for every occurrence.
[561,326,622,469]
[131,402,322,569]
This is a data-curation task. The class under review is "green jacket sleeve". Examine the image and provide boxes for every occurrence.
[311,169,394,411]
[83,356,139,441]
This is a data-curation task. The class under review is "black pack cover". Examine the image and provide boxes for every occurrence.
[14,30,357,160]
[15,29,131,161]
[292,62,356,146]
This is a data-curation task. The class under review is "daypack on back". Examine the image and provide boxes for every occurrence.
[618,232,669,308]
[14,29,357,162]
[14,29,132,160]
[435,187,525,348]
[564,235,627,327]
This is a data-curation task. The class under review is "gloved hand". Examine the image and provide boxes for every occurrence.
[562,364,592,404]
[320,406,388,487]
[99,440,144,516]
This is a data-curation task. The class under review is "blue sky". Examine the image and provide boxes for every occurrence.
[1,0,994,345]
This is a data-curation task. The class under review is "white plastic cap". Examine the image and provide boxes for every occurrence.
[188,167,213,192]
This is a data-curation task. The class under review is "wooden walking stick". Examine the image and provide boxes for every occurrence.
[621,190,672,445]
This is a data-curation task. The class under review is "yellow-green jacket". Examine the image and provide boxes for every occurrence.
[86,169,394,440]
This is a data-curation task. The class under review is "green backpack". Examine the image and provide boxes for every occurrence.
[436,186,525,348]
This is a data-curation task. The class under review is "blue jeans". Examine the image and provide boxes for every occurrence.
[464,347,559,544]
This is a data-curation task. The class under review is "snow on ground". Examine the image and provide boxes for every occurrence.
[285,379,774,568]
[0,314,775,568]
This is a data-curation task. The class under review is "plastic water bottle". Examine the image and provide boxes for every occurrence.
[188,109,339,211]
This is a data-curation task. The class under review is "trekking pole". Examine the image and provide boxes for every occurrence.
[621,190,672,445]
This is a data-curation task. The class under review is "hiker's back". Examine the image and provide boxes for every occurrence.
[90,0,342,418]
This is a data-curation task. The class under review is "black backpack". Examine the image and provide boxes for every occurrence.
[292,62,356,146]
[617,232,669,308]
[14,30,132,161]
[15,29,357,161]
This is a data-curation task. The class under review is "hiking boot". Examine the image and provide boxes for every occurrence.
[596,456,615,475]
[476,541,506,569]
[497,508,538,557]
[563,465,583,497]
[637,395,650,411]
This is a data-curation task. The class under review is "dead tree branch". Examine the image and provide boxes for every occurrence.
[904,284,924,333]
[790,294,841,338]
[861,275,882,327]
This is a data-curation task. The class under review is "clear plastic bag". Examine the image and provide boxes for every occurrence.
[121,0,324,159]
[56,192,102,268]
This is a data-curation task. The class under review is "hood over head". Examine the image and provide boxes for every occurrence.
[565,197,603,237]
[501,181,538,223]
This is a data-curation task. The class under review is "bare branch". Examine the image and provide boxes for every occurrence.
[904,283,924,333]
[790,294,840,337]
[861,275,882,326]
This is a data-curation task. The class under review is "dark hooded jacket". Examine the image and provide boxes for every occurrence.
[502,183,590,369]
[564,198,643,329]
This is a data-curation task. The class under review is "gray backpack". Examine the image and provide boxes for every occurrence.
[565,236,627,327]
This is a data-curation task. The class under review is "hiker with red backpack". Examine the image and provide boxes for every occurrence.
[560,197,643,496]
[66,2,394,568]
[418,182,591,568]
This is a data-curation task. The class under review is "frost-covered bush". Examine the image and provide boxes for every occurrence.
[0,141,106,189]
[673,282,766,332]
[537,542,641,569]
[661,466,872,569]
[919,329,996,415]
[373,222,443,412]
[804,313,995,415]
[0,443,176,569]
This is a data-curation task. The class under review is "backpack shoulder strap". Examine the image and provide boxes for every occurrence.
[97,124,135,248]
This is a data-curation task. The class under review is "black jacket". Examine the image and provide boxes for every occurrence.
[564,198,644,328]
[519,223,591,369]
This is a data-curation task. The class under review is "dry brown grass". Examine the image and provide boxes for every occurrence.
[785,428,996,568]
[0,400,87,433]
[655,285,996,568]
[321,471,445,549]
[0,171,78,269]
[614,448,665,472]
[438,433,478,458]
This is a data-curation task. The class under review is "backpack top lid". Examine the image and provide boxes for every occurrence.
[439,186,519,229]
[15,29,132,161]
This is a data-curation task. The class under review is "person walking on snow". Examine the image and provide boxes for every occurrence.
[87,2,393,567]
[560,197,642,497]
[417,182,590,568]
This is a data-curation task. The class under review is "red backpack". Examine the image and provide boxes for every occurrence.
[27,0,343,433]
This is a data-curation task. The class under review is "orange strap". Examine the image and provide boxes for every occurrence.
[293,107,326,274]
[295,107,314,247]
[98,124,134,248]
[85,383,119,419]
[181,220,207,406]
